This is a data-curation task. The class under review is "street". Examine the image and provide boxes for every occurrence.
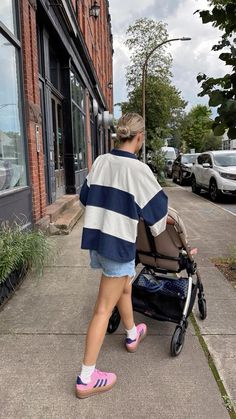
[166,185,236,259]
[174,183,236,216]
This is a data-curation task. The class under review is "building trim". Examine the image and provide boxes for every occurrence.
[38,0,108,109]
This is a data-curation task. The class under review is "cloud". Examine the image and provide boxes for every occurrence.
[110,0,155,33]
[109,0,227,118]
[166,0,225,111]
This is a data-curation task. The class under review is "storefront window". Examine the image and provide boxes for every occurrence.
[71,72,85,111]
[49,46,62,91]
[71,71,87,171]
[0,0,16,34]
[0,33,27,193]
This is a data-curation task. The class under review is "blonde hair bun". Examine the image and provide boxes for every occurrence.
[116,113,144,142]
[117,126,131,139]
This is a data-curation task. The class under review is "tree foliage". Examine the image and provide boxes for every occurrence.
[125,18,172,91]
[179,105,222,152]
[121,76,186,145]
[121,18,186,149]
[120,18,187,178]
[204,131,223,150]
[197,0,236,139]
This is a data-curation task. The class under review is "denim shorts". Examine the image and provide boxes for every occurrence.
[90,250,136,279]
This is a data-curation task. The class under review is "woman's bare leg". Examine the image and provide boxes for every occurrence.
[83,274,127,366]
[116,276,134,330]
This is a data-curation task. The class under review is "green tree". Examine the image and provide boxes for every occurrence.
[125,18,172,91]
[179,105,222,152]
[203,132,222,150]
[120,18,187,179]
[197,0,236,139]
[121,76,186,143]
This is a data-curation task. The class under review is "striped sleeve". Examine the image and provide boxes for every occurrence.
[80,178,90,207]
[138,166,168,237]
[79,156,102,206]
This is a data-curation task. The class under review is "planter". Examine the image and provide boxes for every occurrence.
[0,265,27,309]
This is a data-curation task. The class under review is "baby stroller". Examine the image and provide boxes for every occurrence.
[107,207,207,356]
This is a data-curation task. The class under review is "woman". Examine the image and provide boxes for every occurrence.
[76,113,168,398]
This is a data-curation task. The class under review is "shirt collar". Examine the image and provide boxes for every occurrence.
[110,149,137,159]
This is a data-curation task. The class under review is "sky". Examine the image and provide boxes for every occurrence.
[108,0,226,118]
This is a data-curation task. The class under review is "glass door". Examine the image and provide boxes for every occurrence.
[51,94,65,198]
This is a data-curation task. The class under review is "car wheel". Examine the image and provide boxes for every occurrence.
[179,172,185,186]
[209,179,221,202]
[192,176,201,194]
[172,173,177,183]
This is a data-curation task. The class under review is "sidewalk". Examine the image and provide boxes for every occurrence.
[0,187,235,418]
[167,186,236,410]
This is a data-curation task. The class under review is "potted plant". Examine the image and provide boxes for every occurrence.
[0,223,53,308]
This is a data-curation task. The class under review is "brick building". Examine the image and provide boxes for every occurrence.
[0,0,113,225]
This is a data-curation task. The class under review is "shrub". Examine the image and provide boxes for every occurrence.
[0,223,54,284]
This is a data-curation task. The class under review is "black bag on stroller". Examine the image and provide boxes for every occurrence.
[108,207,207,356]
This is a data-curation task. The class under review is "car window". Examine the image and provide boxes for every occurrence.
[197,155,204,164]
[165,151,176,159]
[205,155,213,165]
[182,155,189,164]
[213,153,236,167]
[182,154,199,164]
[200,154,212,165]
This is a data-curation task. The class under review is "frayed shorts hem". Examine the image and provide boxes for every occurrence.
[89,250,136,280]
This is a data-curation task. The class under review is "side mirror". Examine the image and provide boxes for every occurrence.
[202,163,211,168]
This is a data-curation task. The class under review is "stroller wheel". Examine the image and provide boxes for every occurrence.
[198,298,207,320]
[107,307,121,334]
[170,326,186,357]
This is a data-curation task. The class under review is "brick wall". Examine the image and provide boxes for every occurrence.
[75,0,113,112]
[20,0,46,222]
[19,0,113,222]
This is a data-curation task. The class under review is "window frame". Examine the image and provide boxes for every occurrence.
[70,69,87,172]
[0,0,30,194]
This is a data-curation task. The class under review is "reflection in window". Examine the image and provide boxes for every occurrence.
[214,153,236,167]
[0,34,27,193]
[49,46,61,91]
[71,71,87,171]
[71,72,85,111]
[0,0,16,34]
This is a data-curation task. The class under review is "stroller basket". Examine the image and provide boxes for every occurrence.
[132,270,197,323]
[135,272,189,298]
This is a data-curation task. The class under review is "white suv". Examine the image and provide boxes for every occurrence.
[191,150,236,202]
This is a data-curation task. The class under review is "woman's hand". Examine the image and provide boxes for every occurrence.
[167,215,175,225]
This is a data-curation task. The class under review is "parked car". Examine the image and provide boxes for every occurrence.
[191,150,236,202]
[161,147,177,178]
[172,153,200,185]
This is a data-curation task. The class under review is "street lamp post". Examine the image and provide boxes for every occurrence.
[141,37,191,163]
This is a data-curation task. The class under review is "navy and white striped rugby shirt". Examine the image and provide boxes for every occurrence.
[80,149,168,262]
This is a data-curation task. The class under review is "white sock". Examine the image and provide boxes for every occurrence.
[80,363,96,384]
[125,324,137,340]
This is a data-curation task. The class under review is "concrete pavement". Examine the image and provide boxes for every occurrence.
[167,185,236,408]
[180,185,236,216]
[0,186,235,418]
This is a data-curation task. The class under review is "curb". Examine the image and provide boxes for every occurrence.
[190,313,236,419]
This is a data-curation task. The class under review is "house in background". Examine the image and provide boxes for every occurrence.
[0,0,114,226]
[222,132,236,150]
